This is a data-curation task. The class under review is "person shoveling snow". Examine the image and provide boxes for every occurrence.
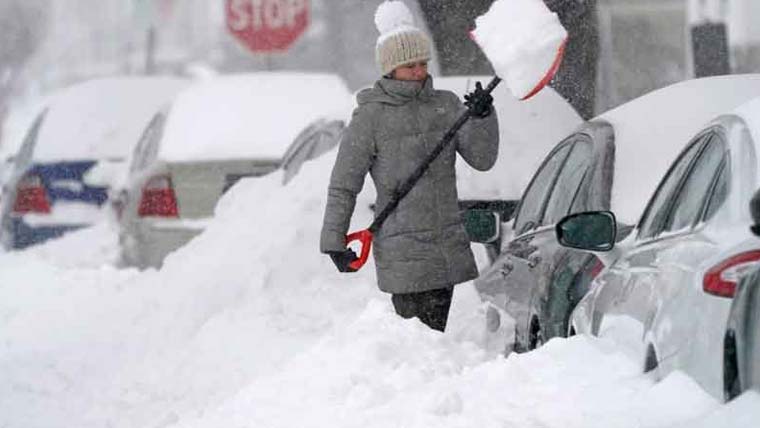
[320,0,567,333]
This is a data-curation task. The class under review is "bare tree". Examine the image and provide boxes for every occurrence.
[545,0,598,120]
[0,0,48,148]
[416,0,494,75]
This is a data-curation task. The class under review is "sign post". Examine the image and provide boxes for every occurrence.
[226,0,310,53]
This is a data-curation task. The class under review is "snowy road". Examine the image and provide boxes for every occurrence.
[1,155,758,428]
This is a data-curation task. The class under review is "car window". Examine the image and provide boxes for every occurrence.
[702,157,729,222]
[130,112,166,173]
[666,136,727,232]
[14,110,47,173]
[637,134,708,240]
[543,139,593,225]
[513,141,573,234]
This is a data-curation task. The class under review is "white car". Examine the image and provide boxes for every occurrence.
[112,72,353,269]
[560,88,760,400]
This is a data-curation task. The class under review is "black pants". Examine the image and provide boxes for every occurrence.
[391,287,453,332]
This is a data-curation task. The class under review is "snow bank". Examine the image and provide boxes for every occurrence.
[675,391,760,428]
[175,335,717,428]
[0,145,730,428]
[472,0,567,99]
[16,222,120,269]
[158,73,354,162]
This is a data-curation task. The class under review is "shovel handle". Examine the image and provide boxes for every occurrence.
[345,229,373,271]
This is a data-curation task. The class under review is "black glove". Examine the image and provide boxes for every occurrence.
[463,81,493,118]
[327,249,358,273]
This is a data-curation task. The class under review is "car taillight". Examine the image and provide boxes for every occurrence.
[590,259,605,279]
[703,250,760,298]
[13,174,51,214]
[138,175,178,217]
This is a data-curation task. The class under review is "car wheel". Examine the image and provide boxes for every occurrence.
[724,329,741,401]
[528,318,544,350]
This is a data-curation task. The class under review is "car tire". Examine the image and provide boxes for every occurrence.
[723,329,741,401]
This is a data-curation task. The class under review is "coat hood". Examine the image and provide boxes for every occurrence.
[357,76,436,106]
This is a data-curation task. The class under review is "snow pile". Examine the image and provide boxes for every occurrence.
[0,146,736,428]
[175,335,717,428]
[472,0,567,99]
[675,391,760,428]
[17,221,119,269]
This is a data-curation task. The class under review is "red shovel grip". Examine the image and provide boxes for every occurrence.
[345,229,373,271]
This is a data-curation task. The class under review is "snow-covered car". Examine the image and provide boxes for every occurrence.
[112,72,353,269]
[475,75,760,355]
[560,87,760,400]
[0,77,188,249]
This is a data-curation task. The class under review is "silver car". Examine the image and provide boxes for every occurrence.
[475,75,760,354]
[112,72,353,269]
[562,91,760,400]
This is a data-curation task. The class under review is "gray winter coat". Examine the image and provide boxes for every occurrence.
[320,76,499,294]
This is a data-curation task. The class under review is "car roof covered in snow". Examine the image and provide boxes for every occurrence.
[435,75,583,200]
[734,96,760,148]
[157,72,354,162]
[598,74,760,225]
[33,77,188,162]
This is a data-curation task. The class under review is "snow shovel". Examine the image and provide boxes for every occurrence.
[345,0,568,271]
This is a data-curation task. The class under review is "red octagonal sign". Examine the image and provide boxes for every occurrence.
[226,0,310,53]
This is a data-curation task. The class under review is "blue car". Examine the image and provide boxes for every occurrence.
[1,77,187,249]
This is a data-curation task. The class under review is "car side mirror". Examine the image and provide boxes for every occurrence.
[464,209,500,243]
[750,188,760,237]
[556,211,617,252]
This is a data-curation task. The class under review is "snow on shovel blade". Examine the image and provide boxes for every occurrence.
[471,0,568,100]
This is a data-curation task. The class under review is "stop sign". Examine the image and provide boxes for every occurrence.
[226,0,310,53]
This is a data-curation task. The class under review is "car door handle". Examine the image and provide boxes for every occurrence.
[528,255,542,268]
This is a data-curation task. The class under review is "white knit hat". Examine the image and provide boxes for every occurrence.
[374,1,432,76]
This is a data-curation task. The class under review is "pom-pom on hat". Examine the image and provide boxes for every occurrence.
[374,0,432,76]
